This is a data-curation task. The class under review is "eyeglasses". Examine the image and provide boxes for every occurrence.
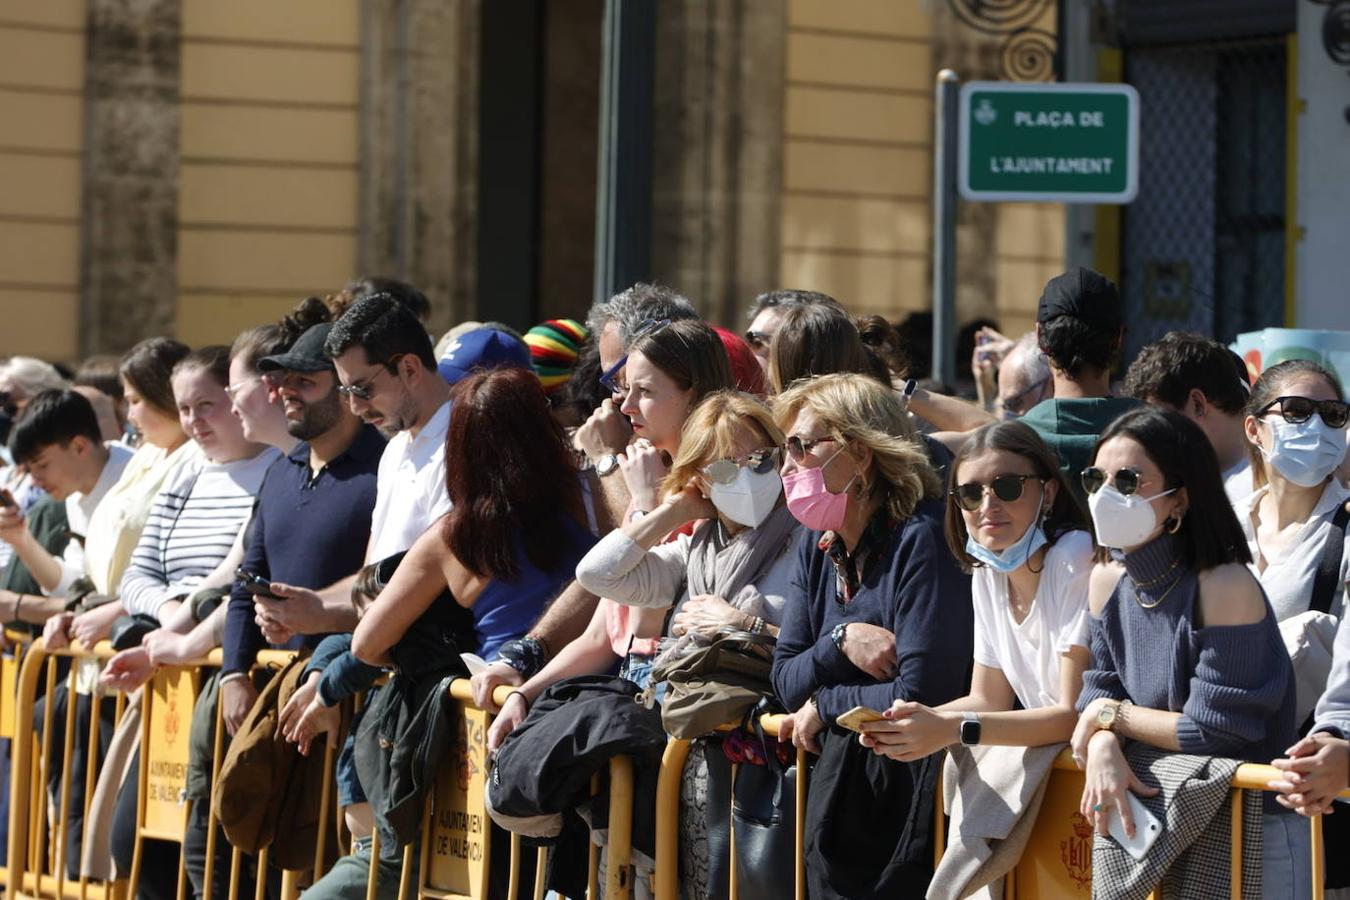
[224,377,261,401]
[1258,395,1350,430]
[598,319,672,395]
[1080,466,1147,497]
[744,330,772,351]
[337,355,404,401]
[951,474,1042,511]
[703,447,781,484]
[784,434,837,462]
[999,377,1050,419]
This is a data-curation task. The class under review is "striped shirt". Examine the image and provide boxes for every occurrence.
[119,446,280,619]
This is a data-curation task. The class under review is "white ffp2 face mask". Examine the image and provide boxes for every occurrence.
[1088,484,1176,550]
[710,466,783,528]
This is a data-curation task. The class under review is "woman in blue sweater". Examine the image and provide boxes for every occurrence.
[1070,408,1301,897]
[770,373,973,898]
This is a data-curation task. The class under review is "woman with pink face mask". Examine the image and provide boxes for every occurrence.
[770,373,973,898]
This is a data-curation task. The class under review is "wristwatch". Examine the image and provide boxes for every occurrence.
[829,622,849,652]
[959,712,981,746]
[628,508,649,524]
[1096,699,1122,732]
[595,453,621,477]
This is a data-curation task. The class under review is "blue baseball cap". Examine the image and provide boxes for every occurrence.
[437,327,532,385]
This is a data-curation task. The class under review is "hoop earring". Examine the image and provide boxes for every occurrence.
[1165,514,1183,535]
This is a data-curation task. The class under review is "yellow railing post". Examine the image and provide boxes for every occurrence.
[652,739,691,900]
[604,756,634,900]
[6,639,47,900]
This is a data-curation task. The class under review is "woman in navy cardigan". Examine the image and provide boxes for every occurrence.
[771,373,973,898]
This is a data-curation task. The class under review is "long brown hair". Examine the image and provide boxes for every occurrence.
[769,304,888,394]
[943,421,1091,572]
[441,367,586,579]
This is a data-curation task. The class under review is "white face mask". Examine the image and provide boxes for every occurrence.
[710,465,783,528]
[1260,417,1348,488]
[1088,483,1177,550]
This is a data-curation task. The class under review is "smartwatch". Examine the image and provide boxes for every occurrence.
[595,453,621,477]
[959,711,981,746]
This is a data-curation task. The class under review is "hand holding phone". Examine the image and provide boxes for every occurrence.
[0,488,16,510]
[1107,791,1163,860]
[235,567,281,600]
[836,705,888,734]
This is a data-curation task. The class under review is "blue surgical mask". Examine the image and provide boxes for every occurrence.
[964,493,1048,574]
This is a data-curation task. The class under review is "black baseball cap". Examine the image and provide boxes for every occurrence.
[257,323,335,373]
[1036,267,1123,329]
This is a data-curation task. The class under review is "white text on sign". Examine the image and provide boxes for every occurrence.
[1013,110,1106,128]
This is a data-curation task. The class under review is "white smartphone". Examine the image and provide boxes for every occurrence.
[1107,792,1163,861]
[460,653,490,675]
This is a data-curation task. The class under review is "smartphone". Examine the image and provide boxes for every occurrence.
[836,705,888,734]
[0,489,15,510]
[235,567,281,600]
[1107,792,1163,861]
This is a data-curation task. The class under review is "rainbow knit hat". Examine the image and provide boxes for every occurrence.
[524,318,589,393]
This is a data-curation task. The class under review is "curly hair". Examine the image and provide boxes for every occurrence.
[773,373,941,521]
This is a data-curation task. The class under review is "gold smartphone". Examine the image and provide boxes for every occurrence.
[835,705,887,733]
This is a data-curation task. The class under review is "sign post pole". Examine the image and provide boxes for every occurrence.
[931,70,960,387]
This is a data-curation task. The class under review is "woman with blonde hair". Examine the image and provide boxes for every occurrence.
[771,372,973,899]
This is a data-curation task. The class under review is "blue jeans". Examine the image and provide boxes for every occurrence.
[1263,809,1312,900]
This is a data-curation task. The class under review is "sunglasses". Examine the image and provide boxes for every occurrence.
[1080,466,1150,497]
[784,434,837,462]
[1258,395,1350,430]
[703,448,781,484]
[337,355,404,401]
[598,318,672,395]
[1000,377,1050,419]
[951,474,1041,512]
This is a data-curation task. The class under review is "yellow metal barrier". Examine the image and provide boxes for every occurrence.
[4,641,628,900]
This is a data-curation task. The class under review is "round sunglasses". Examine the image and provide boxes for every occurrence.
[950,474,1041,511]
[1257,395,1350,430]
[703,447,781,484]
[1080,465,1147,497]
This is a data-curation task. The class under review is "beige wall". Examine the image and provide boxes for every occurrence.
[175,0,360,346]
[779,0,1063,340]
[0,4,85,360]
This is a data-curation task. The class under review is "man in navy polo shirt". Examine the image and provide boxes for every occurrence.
[219,323,385,728]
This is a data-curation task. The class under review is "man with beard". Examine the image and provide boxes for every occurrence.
[241,292,467,642]
[219,323,384,732]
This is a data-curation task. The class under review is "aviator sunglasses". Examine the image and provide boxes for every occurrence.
[1257,395,1350,430]
[951,474,1041,511]
[703,447,780,484]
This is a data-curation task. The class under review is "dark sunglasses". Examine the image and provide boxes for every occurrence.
[1080,466,1144,497]
[337,355,404,401]
[784,434,837,462]
[1258,395,1350,430]
[951,474,1041,511]
[703,447,781,484]
[598,318,672,395]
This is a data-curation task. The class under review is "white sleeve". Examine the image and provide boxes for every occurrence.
[48,541,86,598]
[575,529,690,608]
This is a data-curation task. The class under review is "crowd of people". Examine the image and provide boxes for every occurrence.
[0,269,1345,900]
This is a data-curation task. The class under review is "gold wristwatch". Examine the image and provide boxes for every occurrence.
[1095,700,1121,732]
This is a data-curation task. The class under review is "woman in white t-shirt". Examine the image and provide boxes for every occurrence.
[861,420,1094,759]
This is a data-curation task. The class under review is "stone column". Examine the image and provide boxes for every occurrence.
[650,1,787,326]
[359,0,480,338]
[79,0,181,355]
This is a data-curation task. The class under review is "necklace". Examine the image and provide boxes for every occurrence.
[1132,573,1183,609]
[1131,555,1181,590]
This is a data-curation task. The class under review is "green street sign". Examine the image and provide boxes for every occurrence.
[959,82,1139,204]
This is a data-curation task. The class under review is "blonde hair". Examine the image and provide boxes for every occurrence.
[662,391,784,499]
[773,372,941,520]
